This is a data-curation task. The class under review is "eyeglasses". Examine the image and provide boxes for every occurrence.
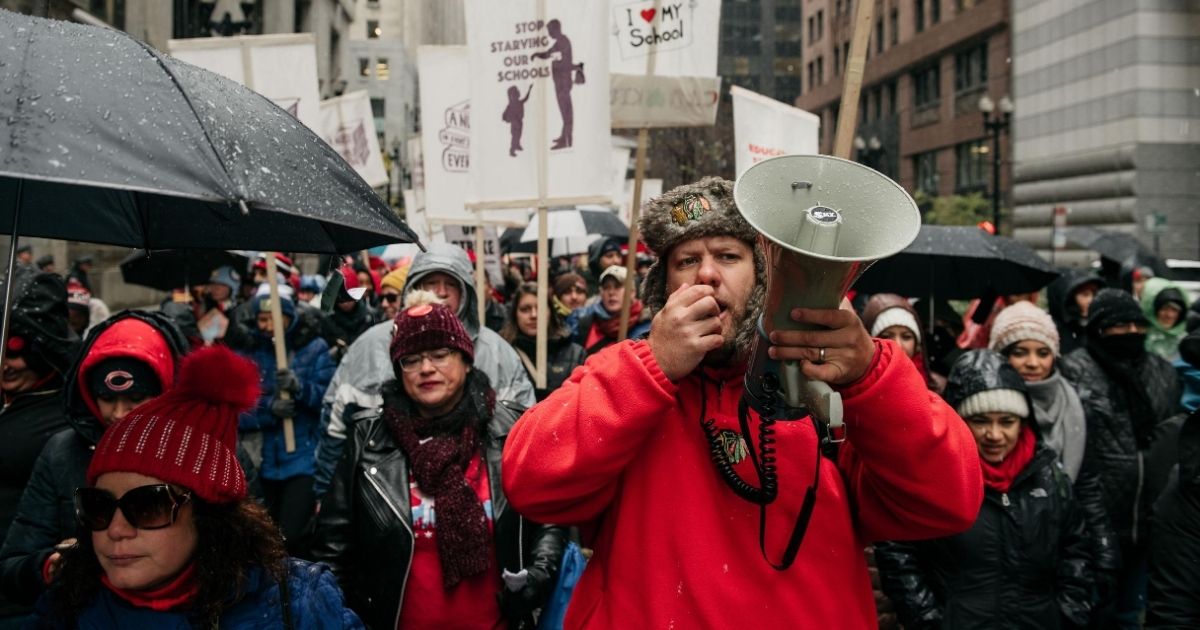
[74,484,192,531]
[380,293,401,304]
[397,348,457,373]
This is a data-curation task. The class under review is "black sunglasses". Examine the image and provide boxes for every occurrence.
[380,293,401,303]
[74,484,192,531]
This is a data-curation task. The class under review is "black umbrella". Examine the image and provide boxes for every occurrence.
[0,10,419,254]
[854,225,1060,299]
[1064,226,1170,278]
[503,206,627,254]
[120,249,250,292]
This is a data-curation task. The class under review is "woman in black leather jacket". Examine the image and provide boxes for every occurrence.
[876,350,1093,629]
[310,293,565,629]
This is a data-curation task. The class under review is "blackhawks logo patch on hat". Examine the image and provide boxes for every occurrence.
[670,194,712,226]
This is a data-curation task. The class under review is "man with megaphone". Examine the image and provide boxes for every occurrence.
[503,173,982,629]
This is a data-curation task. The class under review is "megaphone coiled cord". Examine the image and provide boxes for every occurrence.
[697,377,778,505]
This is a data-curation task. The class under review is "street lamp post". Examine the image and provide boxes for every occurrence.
[978,94,1013,235]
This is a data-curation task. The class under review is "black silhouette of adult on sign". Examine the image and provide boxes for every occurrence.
[502,84,533,157]
[530,19,583,150]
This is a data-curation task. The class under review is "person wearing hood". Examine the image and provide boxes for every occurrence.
[320,266,380,357]
[1059,288,1183,628]
[239,288,335,553]
[1146,407,1200,628]
[0,311,188,620]
[861,293,945,393]
[585,236,625,294]
[1140,276,1188,360]
[501,282,586,401]
[312,243,535,499]
[310,294,566,629]
[876,350,1093,629]
[501,177,982,629]
[1047,269,1105,357]
[28,346,362,628]
[569,265,652,355]
[0,272,80,620]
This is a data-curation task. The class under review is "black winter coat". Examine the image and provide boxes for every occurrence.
[1146,409,1200,628]
[310,381,567,630]
[1059,346,1181,550]
[1046,270,1104,356]
[875,446,1093,630]
[510,334,586,402]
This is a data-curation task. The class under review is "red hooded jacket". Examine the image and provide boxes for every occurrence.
[503,339,982,629]
[75,318,176,424]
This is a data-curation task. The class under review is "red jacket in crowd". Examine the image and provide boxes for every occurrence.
[503,339,982,629]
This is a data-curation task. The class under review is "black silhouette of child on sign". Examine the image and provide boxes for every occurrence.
[530,19,583,150]
[501,84,534,157]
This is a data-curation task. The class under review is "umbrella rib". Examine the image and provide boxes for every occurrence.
[125,37,242,204]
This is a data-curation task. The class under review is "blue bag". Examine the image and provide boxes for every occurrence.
[537,541,587,630]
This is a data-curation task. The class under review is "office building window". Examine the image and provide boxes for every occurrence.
[915,0,925,33]
[817,56,824,85]
[371,98,385,119]
[875,18,884,53]
[871,88,882,120]
[931,0,941,24]
[890,9,899,45]
[834,46,841,76]
[367,20,381,39]
[955,43,988,92]
[817,10,824,40]
[807,16,815,43]
[886,80,897,115]
[912,64,940,108]
[807,61,815,90]
[914,151,939,194]
[376,58,390,81]
[775,75,802,103]
[955,140,988,191]
[358,57,370,77]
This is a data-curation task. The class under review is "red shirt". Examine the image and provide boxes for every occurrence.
[398,454,504,630]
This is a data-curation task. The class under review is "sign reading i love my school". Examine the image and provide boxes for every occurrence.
[608,0,719,76]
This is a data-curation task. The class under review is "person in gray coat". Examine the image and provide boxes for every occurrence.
[313,244,536,498]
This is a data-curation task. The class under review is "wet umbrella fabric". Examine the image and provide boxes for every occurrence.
[1064,226,1171,278]
[0,10,419,253]
[119,249,249,292]
[518,206,628,245]
[854,225,1059,299]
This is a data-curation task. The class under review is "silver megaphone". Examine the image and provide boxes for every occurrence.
[733,155,921,435]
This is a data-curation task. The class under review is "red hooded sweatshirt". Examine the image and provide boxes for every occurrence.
[76,318,177,424]
[503,339,982,629]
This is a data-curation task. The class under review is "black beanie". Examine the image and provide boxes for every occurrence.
[1087,288,1148,335]
[1153,288,1187,316]
[86,357,162,399]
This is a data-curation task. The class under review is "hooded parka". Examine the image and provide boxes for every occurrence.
[0,312,187,610]
[876,350,1093,630]
[1146,408,1200,628]
[1046,270,1104,356]
[309,377,565,630]
[1140,277,1188,360]
[313,244,536,497]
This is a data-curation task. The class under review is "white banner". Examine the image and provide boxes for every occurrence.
[619,178,663,226]
[402,189,432,244]
[318,91,388,188]
[419,46,527,225]
[465,0,612,207]
[731,86,820,178]
[608,0,720,76]
[168,34,322,132]
[611,74,721,128]
[441,225,504,289]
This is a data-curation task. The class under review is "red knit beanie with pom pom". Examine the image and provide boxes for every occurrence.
[86,345,260,504]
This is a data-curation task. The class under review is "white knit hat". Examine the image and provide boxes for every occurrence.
[989,301,1060,356]
[869,306,922,342]
[956,388,1030,419]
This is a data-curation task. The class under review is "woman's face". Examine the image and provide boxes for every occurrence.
[92,472,197,591]
[516,293,538,337]
[1157,303,1182,329]
[0,354,41,394]
[400,349,470,417]
[1006,340,1054,382]
[600,279,625,315]
[877,325,918,358]
[557,284,587,310]
[967,412,1023,464]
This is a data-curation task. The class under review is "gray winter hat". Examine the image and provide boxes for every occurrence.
[637,177,766,316]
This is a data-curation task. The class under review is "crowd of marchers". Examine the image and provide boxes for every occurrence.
[0,179,1196,629]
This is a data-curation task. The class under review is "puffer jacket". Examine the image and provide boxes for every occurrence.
[1146,408,1200,628]
[28,558,362,629]
[1060,344,1181,550]
[313,244,536,496]
[1046,270,1104,356]
[875,446,1093,629]
[1141,277,1188,360]
[240,308,335,481]
[309,377,566,630]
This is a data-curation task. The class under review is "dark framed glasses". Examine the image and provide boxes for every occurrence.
[380,292,401,304]
[74,484,192,531]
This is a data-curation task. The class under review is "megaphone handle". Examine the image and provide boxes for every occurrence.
[783,362,846,440]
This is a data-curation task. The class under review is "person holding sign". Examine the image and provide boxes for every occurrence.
[502,178,981,628]
[530,19,582,150]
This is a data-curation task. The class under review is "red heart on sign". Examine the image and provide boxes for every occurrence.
[640,8,656,22]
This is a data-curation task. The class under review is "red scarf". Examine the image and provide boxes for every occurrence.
[980,424,1036,493]
[590,300,644,347]
[101,562,198,612]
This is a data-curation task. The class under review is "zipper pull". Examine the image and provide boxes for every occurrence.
[1001,493,1010,507]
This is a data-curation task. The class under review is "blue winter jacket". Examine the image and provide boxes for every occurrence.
[240,313,336,481]
[26,559,362,629]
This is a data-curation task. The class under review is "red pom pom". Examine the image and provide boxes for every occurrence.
[171,345,261,412]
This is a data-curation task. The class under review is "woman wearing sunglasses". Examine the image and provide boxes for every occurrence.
[311,292,567,630]
[30,346,362,628]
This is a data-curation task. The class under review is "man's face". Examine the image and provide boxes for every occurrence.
[255,312,291,336]
[380,287,402,320]
[1157,303,1183,329]
[665,236,756,363]
[16,252,31,264]
[415,272,462,315]
[1,354,41,394]
[599,250,623,272]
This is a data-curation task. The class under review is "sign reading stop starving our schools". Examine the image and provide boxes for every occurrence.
[465,0,612,207]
